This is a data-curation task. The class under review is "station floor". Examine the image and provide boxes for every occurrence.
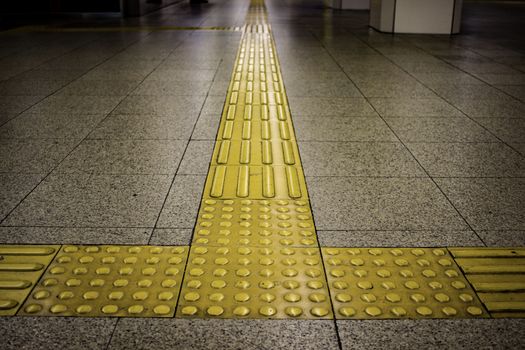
[1,0,525,349]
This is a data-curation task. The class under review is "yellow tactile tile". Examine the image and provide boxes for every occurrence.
[450,247,525,318]
[211,140,301,167]
[203,165,308,200]
[177,246,333,319]
[19,245,188,317]
[0,245,59,316]
[322,247,488,319]
[192,199,317,248]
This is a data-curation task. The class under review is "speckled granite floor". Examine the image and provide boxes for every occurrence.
[1,0,525,348]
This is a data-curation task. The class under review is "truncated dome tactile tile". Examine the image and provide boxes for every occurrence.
[192,199,318,248]
[18,245,189,317]
[322,247,488,319]
[0,245,59,316]
[177,246,333,319]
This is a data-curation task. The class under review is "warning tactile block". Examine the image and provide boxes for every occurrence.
[192,199,317,248]
[451,247,525,318]
[0,245,59,316]
[177,246,333,319]
[322,247,487,319]
[19,245,188,317]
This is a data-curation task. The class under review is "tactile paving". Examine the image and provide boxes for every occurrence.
[322,247,487,319]
[177,246,333,319]
[0,245,59,316]
[450,247,525,318]
[19,245,188,317]
[192,199,317,248]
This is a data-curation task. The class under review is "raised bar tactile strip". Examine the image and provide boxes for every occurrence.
[19,245,188,317]
[0,245,59,316]
[322,247,488,319]
[177,246,333,319]
[451,247,525,318]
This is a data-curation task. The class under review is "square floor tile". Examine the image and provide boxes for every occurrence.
[294,116,397,141]
[477,230,525,246]
[299,142,425,177]
[3,173,172,227]
[89,114,196,140]
[385,117,497,142]
[0,226,152,245]
[0,138,78,173]
[368,98,462,117]
[472,117,525,143]
[357,82,436,98]
[284,80,361,97]
[132,80,212,96]
[0,173,43,221]
[192,113,221,140]
[317,230,483,247]
[113,95,205,117]
[27,95,124,115]
[149,228,193,245]
[451,99,525,118]
[0,317,116,350]
[288,97,377,117]
[57,139,187,175]
[337,319,525,349]
[406,142,525,177]
[435,178,525,231]
[177,141,214,175]
[0,112,105,139]
[108,319,339,350]
[157,175,206,229]
[307,177,468,231]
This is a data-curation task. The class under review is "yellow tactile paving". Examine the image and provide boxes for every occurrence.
[192,199,317,248]
[0,245,59,316]
[1,0,524,323]
[450,248,525,318]
[176,246,333,319]
[18,245,188,317]
[322,247,487,319]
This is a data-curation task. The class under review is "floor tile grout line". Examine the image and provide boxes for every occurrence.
[317,33,490,248]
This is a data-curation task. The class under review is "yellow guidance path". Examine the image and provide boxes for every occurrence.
[1,0,524,320]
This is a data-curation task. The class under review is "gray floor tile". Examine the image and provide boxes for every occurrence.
[0,138,78,173]
[3,173,172,227]
[60,79,139,96]
[0,79,69,96]
[299,142,425,177]
[0,173,43,221]
[284,80,361,97]
[132,80,212,96]
[478,230,525,246]
[0,226,151,245]
[368,97,462,117]
[318,230,483,247]
[472,117,525,143]
[451,97,525,118]
[113,95,205,117]
[495,84,525,101]
[57,139,187,175]
[476,73,525,85]
[208,79,231,96]
[433,84,513,102]
[288,97,377,117]
[0,95,45,124]
[0,112,105,139]
[385,117,497,142]
[0,317,116,350]
[177,140,214,175]
[337,319,525,350]
[147,68,217,81]
[307,177,468,231]
[201,95,227,116]
[28,94,124,114]
[192,113,221,140]
[357,82,436,98]
[157,175,205,229]
[293,116,396,142]
[513,142,525,156]
[149,228,193,245]
[108,319,339,350]
[89,114,196,140]
[81,68,151,81]
[413,72,485,85]
[435,177,525,231]
[406,142,525,177]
